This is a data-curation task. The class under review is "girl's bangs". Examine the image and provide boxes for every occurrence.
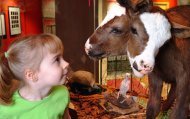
[41,34,64,55]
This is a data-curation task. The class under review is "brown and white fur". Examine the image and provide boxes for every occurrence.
[85,0,190,118]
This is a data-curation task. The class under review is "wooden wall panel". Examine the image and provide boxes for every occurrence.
[55,0,98,78]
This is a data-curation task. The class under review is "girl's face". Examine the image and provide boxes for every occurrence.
[36,51,69,88]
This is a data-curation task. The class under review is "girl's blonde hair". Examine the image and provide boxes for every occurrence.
[0,33,64,105]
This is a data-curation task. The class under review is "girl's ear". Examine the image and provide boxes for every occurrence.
[24,69,38,82]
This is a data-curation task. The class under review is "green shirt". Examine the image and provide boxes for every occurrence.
[0,85,70,119]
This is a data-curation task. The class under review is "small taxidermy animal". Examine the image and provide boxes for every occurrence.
[117,73,131,103]
[118,73,131,98]
[68,70,104,95]
[69,70,95,87]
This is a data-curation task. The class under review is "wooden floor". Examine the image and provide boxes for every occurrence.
[69,86,147,119]
[68,80,189,119]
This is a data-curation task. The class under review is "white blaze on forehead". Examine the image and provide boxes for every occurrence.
[128,12,171,77]
[140,12,171,49]
[99,3,126,27]
[136,12,171,66]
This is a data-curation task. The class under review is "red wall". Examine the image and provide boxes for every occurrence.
[0,0,43,51]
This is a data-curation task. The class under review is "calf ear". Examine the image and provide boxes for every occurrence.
[167,6,190,38]
[117,0,153,14]
[171,22,190,39]
[117,0,128,7]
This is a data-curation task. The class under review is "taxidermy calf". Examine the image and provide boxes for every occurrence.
[85,0,190,118]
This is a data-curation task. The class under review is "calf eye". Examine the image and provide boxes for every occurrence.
[131,27,138,35]
[110,27,122,34]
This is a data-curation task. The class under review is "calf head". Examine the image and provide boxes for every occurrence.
[85,1,171,77]
[85,3,128,58]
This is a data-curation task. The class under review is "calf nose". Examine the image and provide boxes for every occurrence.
[85,46,90,54]
[143,64,153,71]
[133,61,140,72]
[140,60,153,72]
[88,50,94,56]
[85,39,92,49]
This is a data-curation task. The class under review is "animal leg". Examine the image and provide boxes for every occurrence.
[161,83,176,111]
[170,75,189,119]
[146,73,163,119]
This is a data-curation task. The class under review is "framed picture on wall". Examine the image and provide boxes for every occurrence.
[8,7,21,35]
[0,13,6,37]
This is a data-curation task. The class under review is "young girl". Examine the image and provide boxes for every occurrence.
[0,34,71,119]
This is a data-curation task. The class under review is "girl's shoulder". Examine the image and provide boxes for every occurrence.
[50,85,70,101]
[51,85,69,94]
